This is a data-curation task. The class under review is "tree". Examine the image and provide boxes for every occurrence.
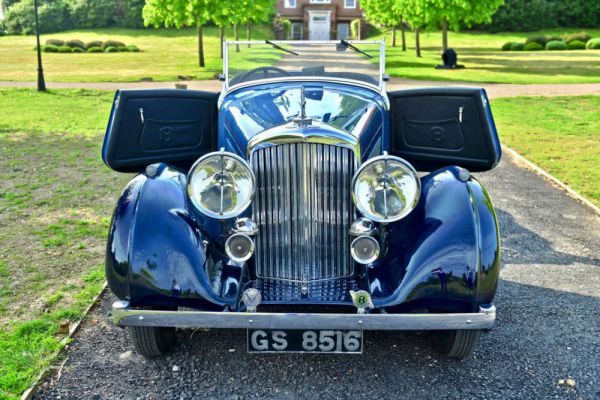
[143,0,214,67]
[397,0,429,57]
[362,0,406,50]
[420,0,504,51]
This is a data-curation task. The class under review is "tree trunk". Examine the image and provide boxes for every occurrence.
[198,24,205,67]
[247,22,251,48]
[400,20,406,51]
[442,17,448,52]
[415,28,421,58]
[234,24,240,52]
[392,26,396,47]
[219,26,224,59]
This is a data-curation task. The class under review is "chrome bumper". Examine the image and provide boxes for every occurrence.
[112,301,496,331]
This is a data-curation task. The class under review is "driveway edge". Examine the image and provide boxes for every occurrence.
[502,145,600,217]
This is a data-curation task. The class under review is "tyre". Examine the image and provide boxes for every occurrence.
[128,326,176,359]
[431,329,481,359]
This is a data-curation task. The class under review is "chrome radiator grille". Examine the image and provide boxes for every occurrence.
[251,143,356,282]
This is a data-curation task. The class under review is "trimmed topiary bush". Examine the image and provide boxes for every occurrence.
[510,42,525,51]
[564,32,592,44]
[567,40,586,50]
[85,41,103,49]
[45,39,65,47]
[57,45,72,53]
[127,44,140,52]
[44,44,59,53]
[546,36,563,43]
[87,46,103,53]
[524,42,544,51]
[104,46,119,53]
[117,46,129,52]
[71,47,86,53]
[501,42,513,51]
[546,40,567,50]
[525,36,548,46]
[102,40,125,50]
[66,39,85,49]
[586,38,600,49]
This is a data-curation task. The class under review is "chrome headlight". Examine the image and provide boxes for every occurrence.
[352,154,420,223]
[187,150,255,219]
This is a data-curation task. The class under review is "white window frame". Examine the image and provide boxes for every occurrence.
[344,0,356,8]
[310,0,331,4]
[284,0,296,8]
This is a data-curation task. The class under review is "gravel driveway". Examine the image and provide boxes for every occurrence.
[34,152,600,400]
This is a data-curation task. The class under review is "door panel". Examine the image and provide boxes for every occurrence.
[388,88,501,172]
[102,89,219,172]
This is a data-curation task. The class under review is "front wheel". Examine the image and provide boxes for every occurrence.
[128,326,176,359]
[431,330,481,359]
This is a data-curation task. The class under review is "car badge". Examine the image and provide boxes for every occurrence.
[350,290,374,314]
[242,288,262,312]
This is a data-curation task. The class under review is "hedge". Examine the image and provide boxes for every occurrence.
[43,44,58,53]
[104,46,119,53]
[87,46,103,53]
[501,42,513,51]
[524,42,544,51]
[586,39,600,50]
[545,41,567,50]
[509,42,525,51]
[57,45,72,53]
[102,40,126,50]
[127,45,140,52]
[564,32,592,44]
[566,40,586,50]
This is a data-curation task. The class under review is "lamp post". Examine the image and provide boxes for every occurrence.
[33,0,46,91]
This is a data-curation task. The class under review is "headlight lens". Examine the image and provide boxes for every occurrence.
[352,155,420,223]
[187,151,255,219]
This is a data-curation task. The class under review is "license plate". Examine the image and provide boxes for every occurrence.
[247,329,363,353]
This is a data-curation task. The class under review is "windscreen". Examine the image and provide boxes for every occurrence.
[225,41,383,88]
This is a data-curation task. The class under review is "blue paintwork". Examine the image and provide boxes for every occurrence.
[105,80,500,315]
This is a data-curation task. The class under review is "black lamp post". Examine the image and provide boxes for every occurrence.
[33,0,46,91]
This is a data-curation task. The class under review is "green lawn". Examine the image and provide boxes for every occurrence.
[0,25,276,83]
[375,28,600,84]
[0,89,597,399]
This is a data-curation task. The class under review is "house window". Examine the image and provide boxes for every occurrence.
[337,23,350,39]
[290,22,303,40]
[285,0,296,8]
[344,0,356,8]
[310,0,331,3]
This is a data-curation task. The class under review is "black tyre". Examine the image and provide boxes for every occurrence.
[128,326,176,359]
[431,329,481,359]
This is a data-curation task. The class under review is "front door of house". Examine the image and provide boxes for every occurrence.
[309,11,330,40]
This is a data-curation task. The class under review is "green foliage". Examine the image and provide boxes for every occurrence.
[501,42,513,51]
[45,39,65,47]
[71,47,86,53]
[43,44,58,53]
[350,19,361,40]
[85,40,103,49]
[117,45,129,52]
[586,38,600,49]
[524,42,544,51]
[66,39,85,49]
[545,40,567,50]
[566,40,586,50]
[280,19,291,39]
[127,44,140,52]
[525,36,548,46]
[485,0,600,32]
[564,32,592,44]
[510,42,524,51]
[4,0,70,35]
[104,46,119,53]
[86,46,102,53]
[101,40,125,50]
[57,45,72,53]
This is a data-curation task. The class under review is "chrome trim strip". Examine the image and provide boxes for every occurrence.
[113,302,496,331]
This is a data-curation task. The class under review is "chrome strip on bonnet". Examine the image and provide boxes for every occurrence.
[112,302,497,331]
[251,142,356,283]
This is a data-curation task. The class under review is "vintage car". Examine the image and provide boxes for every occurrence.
[103,40,501,359]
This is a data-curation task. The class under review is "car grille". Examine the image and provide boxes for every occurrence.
[251,143,356,283]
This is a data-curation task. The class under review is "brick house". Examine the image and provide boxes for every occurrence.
[275,0,366,40]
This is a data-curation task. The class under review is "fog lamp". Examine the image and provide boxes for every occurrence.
[225,233,254,262]
[350,235,380,264]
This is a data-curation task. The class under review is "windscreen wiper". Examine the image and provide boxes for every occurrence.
[265,40,299,56]
[340,40,373,59]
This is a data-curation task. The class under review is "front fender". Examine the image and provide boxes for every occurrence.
[105,164,238,310]
[371,166,500,313]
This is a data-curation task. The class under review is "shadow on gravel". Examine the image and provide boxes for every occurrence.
[496,208,600,267]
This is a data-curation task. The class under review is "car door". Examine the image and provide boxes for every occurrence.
[102,89,219,172]
[387,88,501,172]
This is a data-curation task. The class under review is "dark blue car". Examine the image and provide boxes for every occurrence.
[103,40,501,359]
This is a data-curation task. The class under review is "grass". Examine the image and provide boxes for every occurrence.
[0,25,277,82]
[0,89,597,399]
[0,88,129,399]
[374,28,600,84]
[492,96,600,205]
